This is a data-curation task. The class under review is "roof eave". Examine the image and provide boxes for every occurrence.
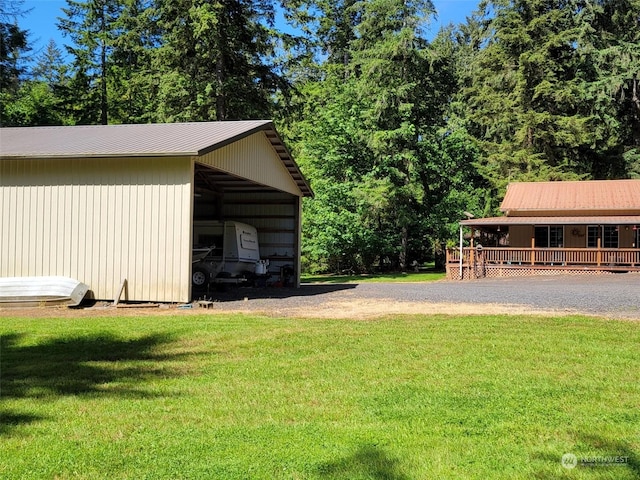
[0,153,197,160]
[462,216,640,226]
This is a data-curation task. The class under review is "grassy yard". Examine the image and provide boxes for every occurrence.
[1,313,639,479]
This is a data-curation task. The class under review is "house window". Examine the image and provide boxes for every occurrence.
[550,226,563,247]
[534,226,564,248]
[602,226,618,248]
[587,226,599,248]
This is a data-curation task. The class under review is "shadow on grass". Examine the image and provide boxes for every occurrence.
[532,432,639,478]
[1,331,182,434]
[317,445,409,480]
[0,411,44,435]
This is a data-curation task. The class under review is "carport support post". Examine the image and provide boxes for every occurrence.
[294,195,303,288]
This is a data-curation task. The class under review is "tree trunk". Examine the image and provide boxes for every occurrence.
[100,39,108,125]
[216,55,226,120]
[399,225,408,270]
[99,5,108,125]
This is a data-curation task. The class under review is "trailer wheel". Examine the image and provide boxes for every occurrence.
[192,268,209,287]
[241,270,255,287]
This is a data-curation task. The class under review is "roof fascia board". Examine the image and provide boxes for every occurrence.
[1,153,197,160]
[461,217,640,226]
[502,208,640,214]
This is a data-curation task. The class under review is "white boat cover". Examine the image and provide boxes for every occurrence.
[0,276,89,306]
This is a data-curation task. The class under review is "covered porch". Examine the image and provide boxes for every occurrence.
[447,215,640,279]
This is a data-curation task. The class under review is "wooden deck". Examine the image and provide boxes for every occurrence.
[447,247,640,280]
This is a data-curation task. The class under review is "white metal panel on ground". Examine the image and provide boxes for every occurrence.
[0,276,89,306]
[0,157,192,302]
[197,132,303,197]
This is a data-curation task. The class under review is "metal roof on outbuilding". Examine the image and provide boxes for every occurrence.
[0,121,312,197]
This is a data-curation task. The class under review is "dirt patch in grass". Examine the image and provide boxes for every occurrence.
[266,299,577,319]
[0,299,578,320]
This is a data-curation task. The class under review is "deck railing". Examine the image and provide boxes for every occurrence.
[448,247,640,268]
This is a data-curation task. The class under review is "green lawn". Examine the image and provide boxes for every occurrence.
[1,313,639,479]
[302,270,446,283]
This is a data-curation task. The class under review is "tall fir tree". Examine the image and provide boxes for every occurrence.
[577,0,640,176]
[58,0,123,124]
[109,0,158,123]
[153,0,283,121]
[285,0,484,271]
[457,0,640,194]
[0,0,30,126]
[6,40,72,126]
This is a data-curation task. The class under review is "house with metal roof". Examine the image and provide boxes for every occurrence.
[448,179,640,279]
[0,121,312,303]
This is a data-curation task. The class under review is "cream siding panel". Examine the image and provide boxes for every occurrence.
[0,157,192,302]
[198,132,303,196]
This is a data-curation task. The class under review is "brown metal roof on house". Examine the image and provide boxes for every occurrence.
[461,215,640,227]
[501,180,640,213]
[0,121,312,196]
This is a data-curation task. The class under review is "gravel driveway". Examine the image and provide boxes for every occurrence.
[4,273,639,320]
[205,273,640,320]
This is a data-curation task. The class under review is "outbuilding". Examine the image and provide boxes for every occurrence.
[0,121,312,303]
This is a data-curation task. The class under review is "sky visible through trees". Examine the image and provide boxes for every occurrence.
[22,0,478,58]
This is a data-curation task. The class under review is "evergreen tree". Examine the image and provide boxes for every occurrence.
[109,0,158,123]
[577,0,640,176]
[0,0,30,126]
[7,39,74,126]
[285,0,485,271]
[457,0,588,192]
[153,0,283,121]
[457,0,640,192]
[32,39,69,85]
[285,0,359,68]
[348,0,447,268]
[0,0,28,90]
[58,0,123,124]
